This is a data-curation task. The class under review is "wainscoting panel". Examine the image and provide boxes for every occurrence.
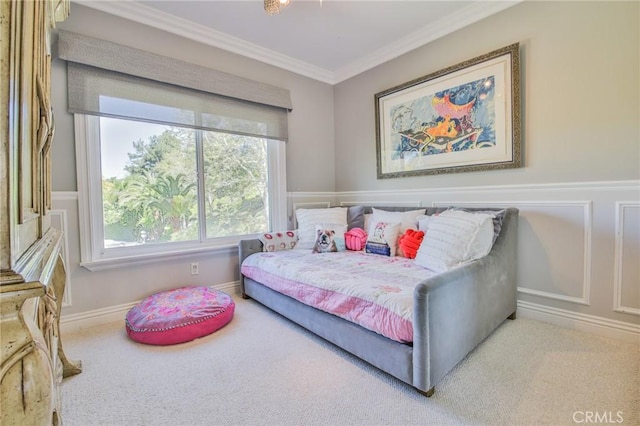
[289,181,640,341]
[53,182,639,343]
[431,201,592,305]
[614,202,640,315]
[50,209,73,307]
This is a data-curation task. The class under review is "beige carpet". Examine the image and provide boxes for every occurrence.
[61,296,639,426]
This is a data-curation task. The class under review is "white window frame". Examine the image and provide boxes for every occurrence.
[74,114,287,271]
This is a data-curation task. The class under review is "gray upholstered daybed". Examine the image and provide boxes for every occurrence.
[239,206,518,396]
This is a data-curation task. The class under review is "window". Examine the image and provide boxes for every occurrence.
[60,32,291,270]
[76,114,286,270]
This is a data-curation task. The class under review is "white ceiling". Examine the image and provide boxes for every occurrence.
[75,0,520,84]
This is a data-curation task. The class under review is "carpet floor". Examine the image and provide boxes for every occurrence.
[61,296,639,426]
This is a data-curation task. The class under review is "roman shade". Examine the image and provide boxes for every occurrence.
[58,31,291,141]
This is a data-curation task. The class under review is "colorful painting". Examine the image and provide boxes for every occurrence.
[375,43,521,178]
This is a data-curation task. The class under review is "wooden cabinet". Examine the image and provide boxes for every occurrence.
[1,0,81,424]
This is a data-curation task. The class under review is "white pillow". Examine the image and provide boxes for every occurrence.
[313,223,348,252]
[369,208,426,234]
[365,221,401,256]
[414,210,495,272]
[295,208,348,250]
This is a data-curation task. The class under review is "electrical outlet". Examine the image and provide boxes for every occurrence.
[190,262,199,275]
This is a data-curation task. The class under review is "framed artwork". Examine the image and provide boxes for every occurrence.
[375,43,521,179]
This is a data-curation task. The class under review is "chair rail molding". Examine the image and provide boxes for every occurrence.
[51,181,639,343]
[51,191,78,201]
[290,179,640,343]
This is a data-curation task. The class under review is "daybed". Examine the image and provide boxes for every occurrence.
[239,206,518,396]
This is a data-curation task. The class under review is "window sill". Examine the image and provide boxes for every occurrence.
[79,243,238,272]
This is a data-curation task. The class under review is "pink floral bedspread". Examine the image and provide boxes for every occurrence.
[241,250,437,343]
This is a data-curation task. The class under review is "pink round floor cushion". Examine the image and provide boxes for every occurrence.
[125,286,235,345]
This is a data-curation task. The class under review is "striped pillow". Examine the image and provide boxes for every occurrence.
[414,210,494,272]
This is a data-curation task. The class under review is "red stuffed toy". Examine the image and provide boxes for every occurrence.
[397,229,425,259]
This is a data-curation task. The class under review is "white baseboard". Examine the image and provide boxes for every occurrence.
[60,282,240,335]
[61,283,639,346]
[517,300,640,344]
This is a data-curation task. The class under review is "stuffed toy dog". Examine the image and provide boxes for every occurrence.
[313,229,338,253]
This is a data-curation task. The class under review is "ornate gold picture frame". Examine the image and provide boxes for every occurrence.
[375,43,521,179]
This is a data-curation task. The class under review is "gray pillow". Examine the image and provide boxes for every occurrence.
[347,205,365,230]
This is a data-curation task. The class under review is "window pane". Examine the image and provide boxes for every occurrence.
[202,132,269,238]
[100,117,198,248]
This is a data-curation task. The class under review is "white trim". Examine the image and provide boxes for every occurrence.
[613,202,640,316]
[292,201,331,210]
[517,288,589,306]
[74,114,96,265]
[73,0,334,84]
[432,200,592,306]
[287,191,336,199]
[517,300,640,345]
[270,140,288,231]
[52,191,78,201]
[338,200,422,208]
[74,0,521,85]
[74,114,286,268]
[60,281,240,334]
[80,244,238,272]
[333,1,522,83]
[290,201,332,228]
[334,180,640,198]
[50,209,73,307]
[59,287,639,344]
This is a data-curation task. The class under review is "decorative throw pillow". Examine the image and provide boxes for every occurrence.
[449,208,507,243]
[397,229,425,259]
[295,207,348,250]
[370,208,426,233]
[414,210,495,272]
[312,224,347,253]
[345,228,368,251]
[347,205,365,230]
[259,230,298,252]
[365,221,401,257]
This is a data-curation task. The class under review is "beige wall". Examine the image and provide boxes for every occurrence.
[52,4,335,193]
[333,1,639,191]
[51,4,335,315]
[328,1,639,338]
[53,1,639,339]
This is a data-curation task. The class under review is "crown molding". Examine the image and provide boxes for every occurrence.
[332,1,522,83]
[73,0,521,85]
[73,0,335,84]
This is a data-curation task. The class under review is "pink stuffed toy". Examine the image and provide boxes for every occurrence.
[345,228,368,251]
[398,229,425,259]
